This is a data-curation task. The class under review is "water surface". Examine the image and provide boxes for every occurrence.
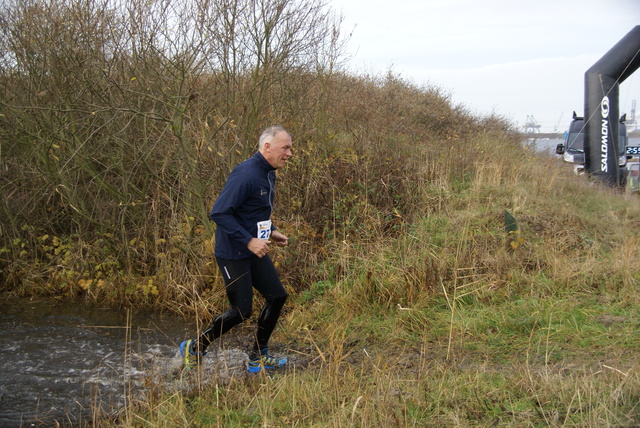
[0,299,193,426]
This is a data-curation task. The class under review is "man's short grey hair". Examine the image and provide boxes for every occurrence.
[259,126,289,150]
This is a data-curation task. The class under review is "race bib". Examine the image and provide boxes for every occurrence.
[257,220,272,241]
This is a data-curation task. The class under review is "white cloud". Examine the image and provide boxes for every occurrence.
[330,0,640,131]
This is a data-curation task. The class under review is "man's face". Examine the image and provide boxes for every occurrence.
[263,131,293,169]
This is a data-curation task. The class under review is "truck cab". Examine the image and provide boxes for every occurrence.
[555,112,628,181]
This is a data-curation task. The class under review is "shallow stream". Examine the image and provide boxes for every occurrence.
[0,299,194,427]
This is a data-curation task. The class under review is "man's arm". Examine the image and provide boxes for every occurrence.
[270,230,288,247]
[209,172,254,246]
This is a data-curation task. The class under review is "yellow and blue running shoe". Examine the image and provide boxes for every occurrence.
[247,350,287,373]
[179,340,201,371]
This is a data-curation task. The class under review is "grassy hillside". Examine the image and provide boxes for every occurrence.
[116,125,640,427]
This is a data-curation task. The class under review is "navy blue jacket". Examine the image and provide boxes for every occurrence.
[209,152,277,259]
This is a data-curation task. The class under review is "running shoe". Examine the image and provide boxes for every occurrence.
[179,340,200,371]
[247,350,288,373]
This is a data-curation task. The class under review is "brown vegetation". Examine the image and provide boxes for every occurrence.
[0,0,512,309]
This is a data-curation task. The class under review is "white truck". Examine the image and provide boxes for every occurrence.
[555,112,628,185]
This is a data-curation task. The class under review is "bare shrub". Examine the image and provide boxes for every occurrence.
[0,0,349,302]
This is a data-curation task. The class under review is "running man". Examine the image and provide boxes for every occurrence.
[180,126,293,373]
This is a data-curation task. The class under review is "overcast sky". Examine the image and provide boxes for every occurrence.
[329,0,640,133]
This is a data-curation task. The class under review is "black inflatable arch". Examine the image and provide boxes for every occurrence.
[584,25,640,185]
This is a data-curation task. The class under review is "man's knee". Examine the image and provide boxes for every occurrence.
[226,305,251,323]
[269,293,288,308]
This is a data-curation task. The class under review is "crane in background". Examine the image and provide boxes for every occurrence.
[554,112,564,132]
[522,115,541,134]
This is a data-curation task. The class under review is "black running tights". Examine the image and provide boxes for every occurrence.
[196,254,288,354]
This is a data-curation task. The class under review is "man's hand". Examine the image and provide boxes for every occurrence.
[270,230,289,247]
[247,238,270,258]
